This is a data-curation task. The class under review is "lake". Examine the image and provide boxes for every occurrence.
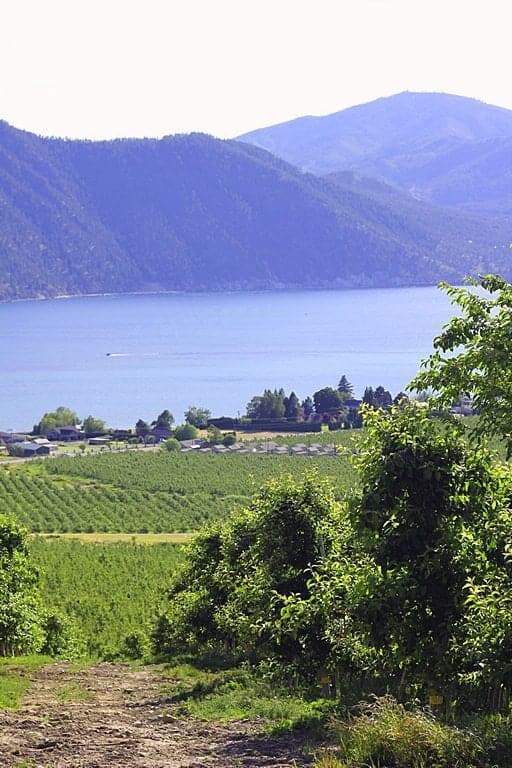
[0,287,455,431]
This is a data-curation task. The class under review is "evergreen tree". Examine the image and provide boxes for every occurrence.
[284,391,302,420]
[374,385,392,408]
[337,375,354,399]
[302,396,314,418]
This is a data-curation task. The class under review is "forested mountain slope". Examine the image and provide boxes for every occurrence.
[239,92,512,215]
[0,117,509,300]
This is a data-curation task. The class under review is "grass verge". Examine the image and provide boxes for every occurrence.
[316,695,482,768]
[159,663,329,735]
[0,656,52,709]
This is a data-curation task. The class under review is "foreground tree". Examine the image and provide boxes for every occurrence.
[0,514,44,655]
[411,275,512,455]
[154,473,347,676]
[349,403,511,692]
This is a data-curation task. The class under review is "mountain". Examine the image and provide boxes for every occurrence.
[238,92,512,215]
[0,119,510,301]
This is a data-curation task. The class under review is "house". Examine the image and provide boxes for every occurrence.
[0,431,26,445]
[343,399,363,410]
[179,439,205,450]
[111,429,133,441]
[11,441,52,457]
[450,396,474,416]
[150,425,173,443]
[47,426,83,442]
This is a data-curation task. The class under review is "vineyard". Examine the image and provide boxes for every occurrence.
[1,450,358,533]
[30,538,184,657]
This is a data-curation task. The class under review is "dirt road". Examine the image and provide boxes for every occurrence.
[0,662,316,768]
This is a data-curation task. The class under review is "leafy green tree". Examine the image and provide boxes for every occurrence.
[206,424,222,445]
[313,387,344,413]
[82,415,107,434]
[350,403,510,690]
[36,406,79,436]
[337,375,354,399]
[185,406,211,428]
[153,409,174,428]
[393,391,409,406]
[246,389,286,420]
[411,275,512,455]
[154,474,346,676]
[174,423,199,441]
[0,514,44,655]
[135,419,150,438]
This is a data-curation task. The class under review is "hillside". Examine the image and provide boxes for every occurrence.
[0,117,510,300]
[238,92,512,215]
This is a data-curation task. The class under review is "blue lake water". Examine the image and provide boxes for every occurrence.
[0,287,456,431]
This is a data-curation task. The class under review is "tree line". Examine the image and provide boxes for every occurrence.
[244,377,406,428]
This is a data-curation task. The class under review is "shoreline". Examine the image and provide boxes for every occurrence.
[0,279,448,306]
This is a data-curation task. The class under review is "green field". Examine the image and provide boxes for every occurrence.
[2,445,358,657]
[30,538,184,657]
[1,448,358,533]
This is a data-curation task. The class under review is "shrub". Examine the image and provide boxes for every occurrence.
[175,423,199,441]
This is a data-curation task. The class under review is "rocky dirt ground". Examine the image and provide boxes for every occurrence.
[0,662,317,768]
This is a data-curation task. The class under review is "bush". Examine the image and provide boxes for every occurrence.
[40,611,84,658]
[162,438,181,452]
[175,423,199,441]
[0,514,44,655]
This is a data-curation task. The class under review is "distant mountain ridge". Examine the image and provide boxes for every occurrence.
[238,92,512,215]
[0,107,510,301]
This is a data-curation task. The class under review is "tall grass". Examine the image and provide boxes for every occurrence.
[317,696,482,768]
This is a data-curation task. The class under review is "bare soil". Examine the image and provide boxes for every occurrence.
[0,662,317,768]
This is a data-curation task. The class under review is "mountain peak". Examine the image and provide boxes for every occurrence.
[238,91,512,175]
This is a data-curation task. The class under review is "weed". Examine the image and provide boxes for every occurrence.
[55,682,94,703]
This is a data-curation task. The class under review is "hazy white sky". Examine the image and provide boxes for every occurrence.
[1,0,510,139]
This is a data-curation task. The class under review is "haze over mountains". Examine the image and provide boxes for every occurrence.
[0,91,511,301]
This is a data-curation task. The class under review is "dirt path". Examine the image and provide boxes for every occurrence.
[0,662,316,768]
